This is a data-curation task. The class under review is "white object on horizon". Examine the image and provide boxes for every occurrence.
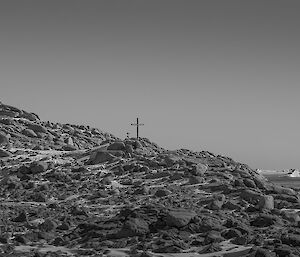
[257,168,300,178]
[288,169,300,178]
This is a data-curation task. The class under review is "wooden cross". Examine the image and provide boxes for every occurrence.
[131,118,144,139]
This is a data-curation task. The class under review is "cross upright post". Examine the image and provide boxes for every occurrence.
[131,118,144,139]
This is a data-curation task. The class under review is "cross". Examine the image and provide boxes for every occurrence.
[131,118,144,139]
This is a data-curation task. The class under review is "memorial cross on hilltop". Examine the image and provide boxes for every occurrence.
[131,118,144,139]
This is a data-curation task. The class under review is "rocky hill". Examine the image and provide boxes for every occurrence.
[1,102,300,257]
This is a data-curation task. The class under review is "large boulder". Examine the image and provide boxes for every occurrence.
[191,163,208,176]
[165,209,197,228]
[281,234,300,247]
[29,161,48,174]
[250,214,280,227]
[154,188,172,197]
[271,185,296,196]
[240,189,262,204]
[161,154,184,167]
[19,111,39,121]
[208,194,226,210]
[107,142,126,151]
[39,218,57,232]
[115,218,149,238]
[257,195,274,210]
[0,149,11,158]
[22,129,37,138]
[0,110,18,117]
[0,132,9,146]
[27,123,47,133]
[88,151,116,164]
[62,144,78,151]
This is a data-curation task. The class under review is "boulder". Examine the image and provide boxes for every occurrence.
[275,194,300,204]
[250,214,279,227]
[191,163,208,176]
[154,188,171,197]
[257,195,274,210]
[107,142,126,151]
[39,218,57,232]
[240,189,262,204]
[0,110,18,117]
[163,154,183,167]
[208,194,226,210]
[271,185,296,196]
[243,178,257,188]
[0,118,15,125]
[115,218,149,238]
[280,209,300,224]
[62,144,78,151]
[281,234,300,247]
[254,248,277,257]
[27,123,47,133]
[133,186,149,195]
[0,149,11,158]
[31,192,47,202]
[221,228,242,239]
[65,137,74,146]
[29,161,48,174]
[165,209,197,228]
[125,144,134,154]
[22,129,37,138]
[189,175,204,185]
[19,111,39,121]
[12,211,28,222]
[0,133,9,146]
[88,151,117,164]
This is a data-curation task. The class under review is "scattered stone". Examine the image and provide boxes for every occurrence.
[62,144,78,151]
[30,161,48,174]
[243,178,257,188]
[208,194,226,210]
[281,234,300,247]
[0,149,11,157]
[39,218,57,232]
[250,214,279,227]
[154,188,172,197]
[12,211,28,222]
[0,132,9,146]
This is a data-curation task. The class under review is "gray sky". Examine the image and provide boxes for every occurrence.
[1,0,300,170]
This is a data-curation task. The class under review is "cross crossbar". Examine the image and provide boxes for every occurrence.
[131,118,144,139]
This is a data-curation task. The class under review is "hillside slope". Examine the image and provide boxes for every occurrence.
[0,102,300,257]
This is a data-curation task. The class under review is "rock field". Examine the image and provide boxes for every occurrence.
[1,102,300,257]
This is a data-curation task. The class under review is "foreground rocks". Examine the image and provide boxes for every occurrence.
[0,103,300,256]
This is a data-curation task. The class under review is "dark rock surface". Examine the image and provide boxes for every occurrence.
[0,102,299,256]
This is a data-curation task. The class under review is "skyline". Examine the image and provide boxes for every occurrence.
[1,0,300,170]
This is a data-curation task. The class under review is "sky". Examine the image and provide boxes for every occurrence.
[1,0,300,170]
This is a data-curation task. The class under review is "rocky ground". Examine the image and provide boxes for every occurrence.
[1,102,300,257]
